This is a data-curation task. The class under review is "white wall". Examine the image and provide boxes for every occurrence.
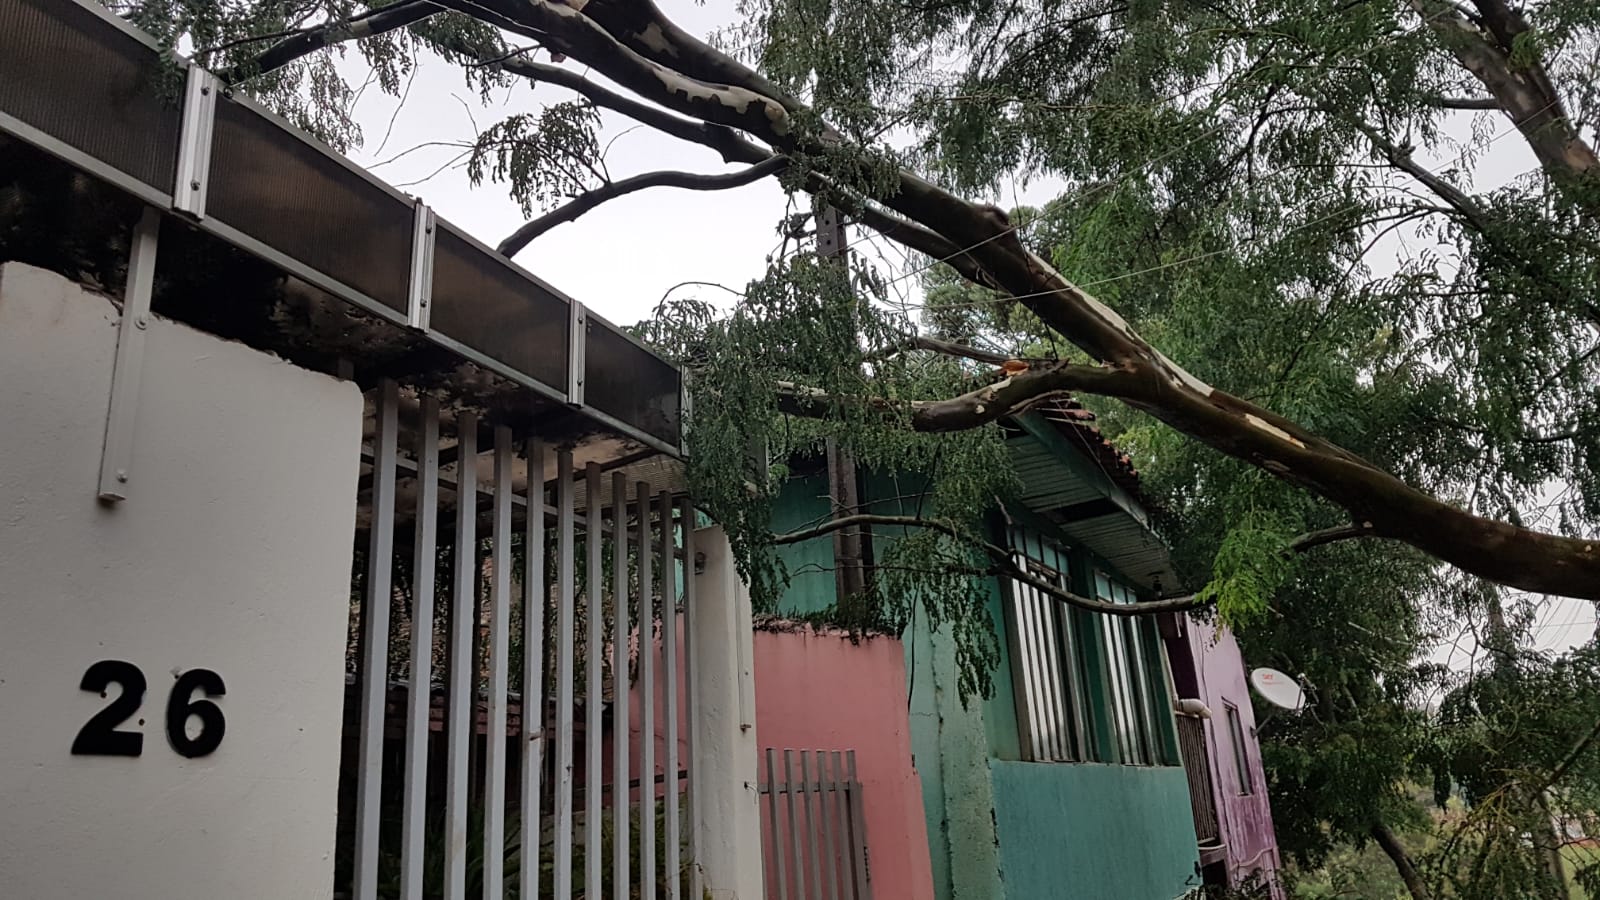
[0,263,362,898]
[688,525,764,899]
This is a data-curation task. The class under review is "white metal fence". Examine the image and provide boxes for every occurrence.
[759,748,873,900]
[341,380,696,899]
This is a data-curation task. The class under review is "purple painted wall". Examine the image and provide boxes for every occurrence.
[1171,618,1286,896]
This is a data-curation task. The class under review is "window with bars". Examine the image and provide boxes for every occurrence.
[1001,525,1176,766]
[1095,572,1170,766]
[1002,527,1093,762]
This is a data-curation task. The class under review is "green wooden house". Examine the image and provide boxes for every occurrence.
[766,402,1203,899]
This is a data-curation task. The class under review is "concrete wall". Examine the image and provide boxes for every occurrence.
[753,625,937,900]
[0,263,362,899]
[1186,620,1285,894]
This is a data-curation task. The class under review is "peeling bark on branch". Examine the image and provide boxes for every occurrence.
[775,361,1137,431]
[1411,0,1600,193]
[772,513,1206,616]
[227,0,1600,601]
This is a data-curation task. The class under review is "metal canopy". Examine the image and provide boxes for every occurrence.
[1006,423,1184,596]
[0,0,683,457]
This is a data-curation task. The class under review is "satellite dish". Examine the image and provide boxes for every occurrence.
[1250,667,1306,711]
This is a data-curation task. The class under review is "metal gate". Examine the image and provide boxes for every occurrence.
[759,748,873,900]
[339,380,696,899]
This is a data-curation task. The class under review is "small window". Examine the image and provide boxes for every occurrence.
[1225,703,1253,795]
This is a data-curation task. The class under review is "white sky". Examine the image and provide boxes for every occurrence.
[335,2,1594,661]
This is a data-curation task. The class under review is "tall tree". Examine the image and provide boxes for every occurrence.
[119,0,1600,611]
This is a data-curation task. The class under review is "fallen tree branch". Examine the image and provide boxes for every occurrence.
[498,157,788,255]
[1290,522,1377,552]
[772,513,1207,616]
[220,0,440,84]
[1426,95,1500,110]
[211,0,1600,601]
[867,334,1043,367]
[774,360,1136,431]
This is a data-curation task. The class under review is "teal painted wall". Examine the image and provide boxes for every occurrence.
[766,467,1200,900]
[991,761,1200,899]
[771,473,841,617]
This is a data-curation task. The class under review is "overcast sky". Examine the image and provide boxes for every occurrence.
[336,2,1593,662]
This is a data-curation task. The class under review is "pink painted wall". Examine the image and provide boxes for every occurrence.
[1186,619,1286,898]
[752,625,936,900]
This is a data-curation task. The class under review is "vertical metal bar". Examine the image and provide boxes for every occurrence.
[1039,593,1068,760]
[1018,567,1050,760]
[999,531,1039,763]
[401,397,440,900]
[612,473,632,899]
[802,751,824,899]
[638,482,657,898]
[567,301,588,406]
[554,450,578,899]
[767,748,789,900]
[846,752,872,900]
[784,750,805,900]
[444,413,478,900]
[817,752,839,900]
[521,441,548,900]
[406,200,436,330]
[830,751,851,900]
[661,492,681,900]
[680,497,701,900]
[97,206,160,501]
[585,463,604,899]
[483,427,515,898]
[353,379,399,900]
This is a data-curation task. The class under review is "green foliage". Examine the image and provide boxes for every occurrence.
[467,104,604,217]
[637,238,1013,700]
[105,0,1600,888]
[1193,511,1295,628]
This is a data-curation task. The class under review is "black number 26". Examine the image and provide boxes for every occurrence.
[72,660,226,758]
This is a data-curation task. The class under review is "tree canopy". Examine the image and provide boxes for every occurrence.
[97,0,1600,894]
[126,0,1600,608]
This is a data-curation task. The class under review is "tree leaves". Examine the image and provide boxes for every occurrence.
[1194,512,1295,628]
[466,104,603,217]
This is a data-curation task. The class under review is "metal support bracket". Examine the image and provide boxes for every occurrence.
[97,206,161,501]
[407,199,436,330]
[567,300,587,407]
[172,66,220,219]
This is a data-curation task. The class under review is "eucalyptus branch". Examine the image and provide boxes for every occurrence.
[495,57,769,166]
[499,157,788,255]
[1353,120,1494,231]
[867,334,1046,367]
[1290,521,1377,552]
[771,513,1207,616]
[776,361,1135,432]
[220,0,440,84]
[1426,95,1500,110]
[1534,713,1600,796]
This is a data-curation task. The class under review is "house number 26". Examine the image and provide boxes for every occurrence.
[71,660,226,758]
